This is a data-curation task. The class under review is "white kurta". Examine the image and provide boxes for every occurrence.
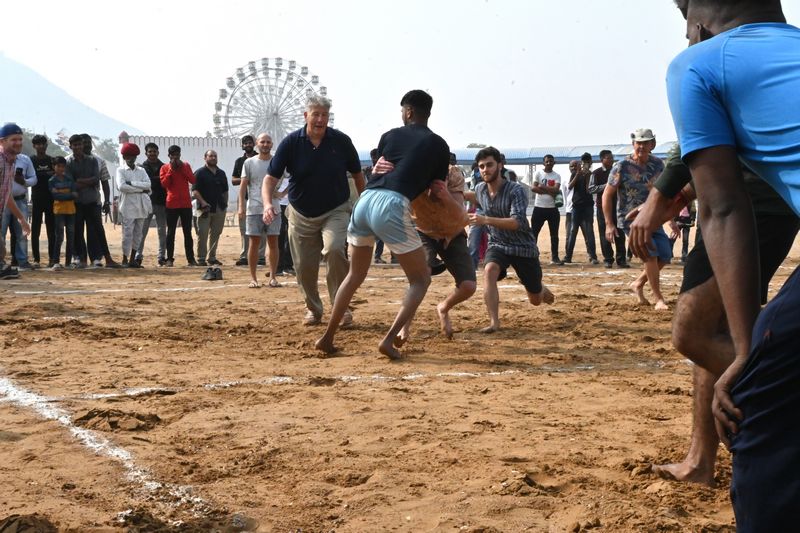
[116,165,152,220]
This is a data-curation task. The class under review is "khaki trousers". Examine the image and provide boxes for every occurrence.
[287,202,350,317]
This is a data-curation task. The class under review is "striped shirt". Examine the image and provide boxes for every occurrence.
[475,179,539,258]
[0,147,16,218]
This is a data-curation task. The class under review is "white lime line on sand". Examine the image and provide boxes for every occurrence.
[0,376,209,515]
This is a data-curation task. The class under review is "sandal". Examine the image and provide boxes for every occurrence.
[268,278,281,288]
[248,280,261,288]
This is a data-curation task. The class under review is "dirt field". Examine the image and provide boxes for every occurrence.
[2,222,796,532]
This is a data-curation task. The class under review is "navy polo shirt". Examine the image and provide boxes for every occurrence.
[268,126,361,218]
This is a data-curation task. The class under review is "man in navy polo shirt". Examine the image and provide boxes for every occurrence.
[262,95,365,326]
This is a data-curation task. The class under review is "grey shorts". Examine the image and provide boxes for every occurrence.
[246,213,281,236]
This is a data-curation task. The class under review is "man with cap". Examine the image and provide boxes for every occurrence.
[116,143,152,267]
[0,146,36,270]
[0,123,32,279]
[603,128,669,310]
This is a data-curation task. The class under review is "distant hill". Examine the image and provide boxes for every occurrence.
[0,52,143,140]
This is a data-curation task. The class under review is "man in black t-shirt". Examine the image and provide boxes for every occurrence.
[29,135,55,267]
[564,152,598,264]
[314,90,460,360]
[137,143,167,266]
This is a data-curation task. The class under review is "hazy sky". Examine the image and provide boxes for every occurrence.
[3,0,799,151]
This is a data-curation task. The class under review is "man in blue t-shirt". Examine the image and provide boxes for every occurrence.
[649,1,800,529]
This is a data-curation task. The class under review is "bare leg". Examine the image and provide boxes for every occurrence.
[481,263,502,333]
[652,280,733,485]
[266,235,280,286]
[437,280,476,339]
[645,258,669,310]
[315,245,373,354]
[630,268,650,305]
[527,284,555,305]
[248,235,261,286]
[652,365,719,486]
[395,317,411,348]
[377,246,431,359]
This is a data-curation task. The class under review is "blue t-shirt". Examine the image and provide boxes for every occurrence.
[666,23,800,216]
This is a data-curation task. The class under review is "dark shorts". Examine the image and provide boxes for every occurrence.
[680,213,800,303]
[420,232,476,287]
[729,266,800,532]
[484,247,543,294]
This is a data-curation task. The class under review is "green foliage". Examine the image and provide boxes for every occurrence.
[21,129,67,157]
[93,137,119,162]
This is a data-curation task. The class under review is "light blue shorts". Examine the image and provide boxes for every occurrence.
[347,188,422,255]
[625,226,672,263]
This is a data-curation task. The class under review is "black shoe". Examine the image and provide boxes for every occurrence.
[157,258,166,267]
[0,266,20,279]
[235,258,248,266]
[257,258,266,266]
[617,262,631,269]
[187,260,199,267]
[121,256,130,268]
[374,257,386,264]
[550,258,564,266]
[208,259,223,266]
[197,260,208,267]
[604,261,613,268]
[213,267,223,280]
[283,267,295,276]
[563,258,572,264]
[202,267,215,280]
[590,258,599,265]
[166,259,174,267]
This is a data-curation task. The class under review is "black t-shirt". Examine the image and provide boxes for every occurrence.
[141,159,166,205]
[366,124,449,201]
[192,166,229,212]
[30,154,54,202]
[233,152,255,200]
[570,171,593,208]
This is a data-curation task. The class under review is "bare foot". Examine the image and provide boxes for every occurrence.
[654,299,669,311]
[630,281,650,305]
[379,339,403,360]
[541,286,555,305]
[436,302,453,339]
[393,328,410,348]
[479,325,500,334]
[651,462,715,487]
[314,336,339,355]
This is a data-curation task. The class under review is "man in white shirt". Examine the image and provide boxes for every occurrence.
[530,154,563,265]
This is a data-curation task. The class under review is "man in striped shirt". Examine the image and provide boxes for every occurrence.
[0,123,32,278]
[465,146,554,333]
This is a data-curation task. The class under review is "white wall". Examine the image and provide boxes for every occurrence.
[129,136,246,211]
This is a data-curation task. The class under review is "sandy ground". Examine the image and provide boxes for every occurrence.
[1,221,796,532]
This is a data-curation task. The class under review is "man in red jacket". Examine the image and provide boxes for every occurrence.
[159,145,197,267]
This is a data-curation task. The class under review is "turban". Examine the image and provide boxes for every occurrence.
[120,143,141,157]
[0,123,23,138]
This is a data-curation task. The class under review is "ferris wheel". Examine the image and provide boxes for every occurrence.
[213,57,332,141]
